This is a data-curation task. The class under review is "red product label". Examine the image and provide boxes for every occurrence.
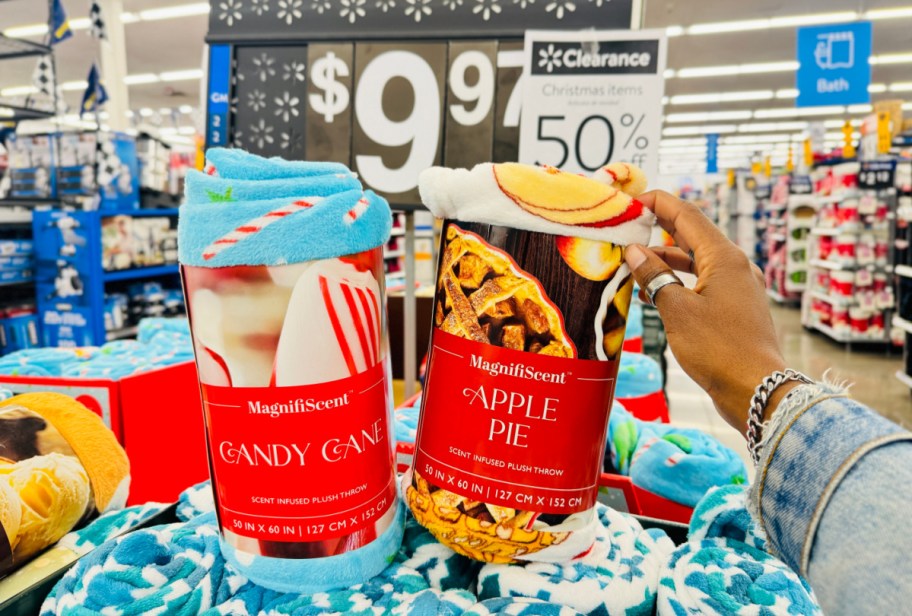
[201,360,396,543]
[414,330,616,515]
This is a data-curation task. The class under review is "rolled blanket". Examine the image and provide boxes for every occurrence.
[408,162,653,564]
[0,348,94,377]
[395,394,422,444]
[657,538,822,615]
[177,480,217,522]
[615,353,663,399]
[465,597,583,615]
[623,301,643,340]
[477,505,674,616]
[136,317,191,344]
[43,510,477,616]
[179,148,401,593]
[688,485,766,551]
[608,404,747,507]
[41,513,248,615]
[398,512,481,592]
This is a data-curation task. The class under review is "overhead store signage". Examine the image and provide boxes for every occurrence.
[518,30,667,179]
[796,21,871,107]
[206,45,231,148]
[706,133,719,174]
[205,1,636,205]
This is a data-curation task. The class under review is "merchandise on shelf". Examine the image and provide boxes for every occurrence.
[802,160,897,343]
[0,304,39,355]
[764,175,817,302]
[5,134,55,199]
[32,209,181,347]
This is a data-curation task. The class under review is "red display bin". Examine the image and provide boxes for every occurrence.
[0,361,210,506]
[622,337,643,353]
[617,390,671,423]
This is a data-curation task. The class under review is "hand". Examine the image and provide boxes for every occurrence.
[623,191,797,433]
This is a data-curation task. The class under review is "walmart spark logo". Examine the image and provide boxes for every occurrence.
[538,44,563,73]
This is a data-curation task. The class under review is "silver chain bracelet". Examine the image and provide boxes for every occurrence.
[747,369,813,465]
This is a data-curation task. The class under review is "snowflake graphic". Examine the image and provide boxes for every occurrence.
[277,0,303,24]
[311,0,331,13]
[405,0,432,22]
[513,0,533,7]
[472,0,501,21]
[233,130,244,147]
[247,90,267,111]
[340,0,367,22]
[249,119,275,149]
[280,130,304,151]
[537,43,563,72]
[252,53,276,82]
[588,0,608,5]
[218,0,243,26]
[376,0,396,11]
[274,92,301,122]
[251,0,270,15]
[545,0,575,19]
[230,96,239,115]
[442,0,462,9]
[283,61,306,82]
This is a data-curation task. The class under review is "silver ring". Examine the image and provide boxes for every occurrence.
[644,272,684,306]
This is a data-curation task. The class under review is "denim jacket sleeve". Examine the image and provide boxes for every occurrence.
[747,383,912,614]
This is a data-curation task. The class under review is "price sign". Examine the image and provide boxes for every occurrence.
[858,160,897,191]
[444,41,497,169]
[519,30,667,178]
[306,44,354,165]
[352,43,446,204]
[493,42,525,164]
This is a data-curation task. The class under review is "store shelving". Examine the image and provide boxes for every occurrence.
[103,264,180,283]
[801,160,896,346]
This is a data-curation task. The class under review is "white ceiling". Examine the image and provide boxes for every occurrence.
[2,0,911,166]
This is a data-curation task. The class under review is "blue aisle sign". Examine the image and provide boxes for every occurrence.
[207,45,231,148]
[797,21,871,107]
[705,133,719,173]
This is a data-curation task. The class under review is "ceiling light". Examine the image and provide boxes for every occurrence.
[738,121,808,133]
[753,106,845,119]
[61,80,88,92]
[889,82,912,91]
[179,105,194,113]
[687,18,769,35]
[670,90,774,105]
[723,134,795,145]
[178,126,196,135]
[0,85,38,96]
[664,69,676,78]
[665,110,753,123]
[124,74,160,85]
[661,138,705,147]
[661,96,669,105]
[904,103,912,110]
[2,24,48,38]
[677,61,798,79]
[823,119,858,128]
[776,89,799,99]
[866,6,912,19]
[139,3,210,20]
[69,18,91,30]
[159,69,203,81]
[121,12,140,23]
[159,107,172,115]
[869,83,887,93]
[768,12,857,27]
[663,125,738,136]
[666,25,685,37]
[0,108,14,118]
[847,104,872,113]
[139,108,155,117]
[871,53,912,65]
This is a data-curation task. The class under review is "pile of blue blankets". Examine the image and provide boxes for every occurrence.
[0,318,193,379]
[37,481,821,615]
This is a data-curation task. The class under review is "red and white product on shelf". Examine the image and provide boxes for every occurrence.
[834,234,857,262]
[849,308,870,334]
[832,306,850,334]
[831,271,855,297]
[182,250,397,558]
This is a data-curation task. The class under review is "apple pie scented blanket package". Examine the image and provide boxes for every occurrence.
[178,148,403,593]
[407,162,653,564]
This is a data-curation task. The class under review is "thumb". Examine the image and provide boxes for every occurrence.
[624,244,689,311]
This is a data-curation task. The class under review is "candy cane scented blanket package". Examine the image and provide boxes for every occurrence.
[406,162,654,564]
[178,148,403,593]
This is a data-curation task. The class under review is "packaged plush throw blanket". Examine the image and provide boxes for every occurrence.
[178,148,403,593]
[405,162,653,564]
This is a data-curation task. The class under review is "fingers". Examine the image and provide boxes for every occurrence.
[637,190,730,260]
[624,244,691,312]
[650,246,697,275]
